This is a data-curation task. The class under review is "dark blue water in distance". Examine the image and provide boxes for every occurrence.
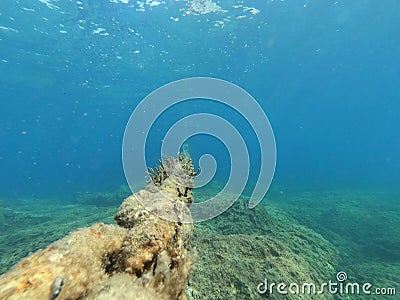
[1,0,399,199]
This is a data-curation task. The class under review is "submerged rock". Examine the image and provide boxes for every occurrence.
[0,155,197,300]
[0,154,341,299]
[188,200,338,300]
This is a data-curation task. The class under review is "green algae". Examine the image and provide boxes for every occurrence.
[268,189,400,299]
[188,197,338,299]
[0,188,398,299]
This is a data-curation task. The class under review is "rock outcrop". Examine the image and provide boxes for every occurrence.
[0,154,197,300]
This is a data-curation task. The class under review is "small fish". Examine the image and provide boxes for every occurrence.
[49,276,64,300]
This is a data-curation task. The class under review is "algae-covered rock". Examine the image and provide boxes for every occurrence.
[188,199,338,300]
[189,233,331,300]
[0,154,342,300]
[0,155,197,300]
[0,223,127,299]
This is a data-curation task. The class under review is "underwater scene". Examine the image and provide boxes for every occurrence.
[0,0,399,299]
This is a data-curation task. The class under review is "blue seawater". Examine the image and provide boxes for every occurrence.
[1,1,399,197]
[0,0,399,295]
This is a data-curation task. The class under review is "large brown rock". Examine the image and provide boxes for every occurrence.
[0,155,196,300]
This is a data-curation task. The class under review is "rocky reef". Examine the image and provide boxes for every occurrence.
[1,186,398,299]
[0,155,197,300]
[72,185,131,207]
[187,198,338,300]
